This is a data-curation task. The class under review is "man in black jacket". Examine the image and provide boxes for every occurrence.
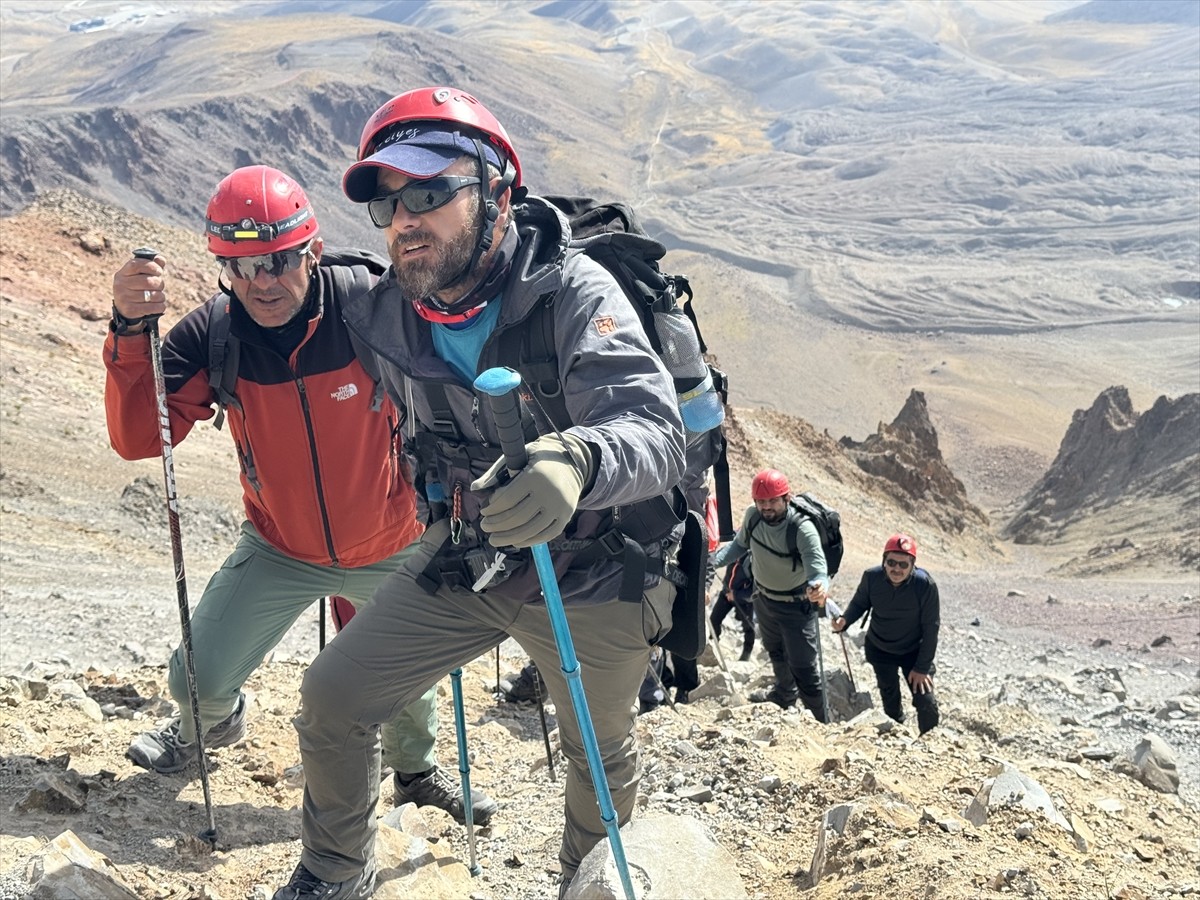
[832,533,940,734]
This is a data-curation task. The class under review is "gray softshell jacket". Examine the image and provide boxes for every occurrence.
[341,196,686,605]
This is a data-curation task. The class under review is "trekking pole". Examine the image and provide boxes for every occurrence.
[645,659,677,713]
[533,666,557,782]
[498,656,555,780]
[838,634,856,693]
[495,646,500,697]
[705,604,731,675]
[814,602,831,724]
[449,667,481,876]
[476,368,635,900]
[824,597,855,691]
[319,597,327,651]
[134,247,217,846]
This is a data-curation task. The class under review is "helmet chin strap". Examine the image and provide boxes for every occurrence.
[418,137,516,314]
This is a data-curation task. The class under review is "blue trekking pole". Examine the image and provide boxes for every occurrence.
[449,667,481,876]
[475,367,636,900]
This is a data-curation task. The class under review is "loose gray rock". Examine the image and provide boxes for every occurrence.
[824,668,875,721]
[962,763,1069,830]
[567,814,748,899]
[1132,733,1180,794]
[16,771,88,814]
[810,803,857,884]
[690,672,735,701]
[24,830,139,899]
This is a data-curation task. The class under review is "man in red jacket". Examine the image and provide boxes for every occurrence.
[104,165,495,824]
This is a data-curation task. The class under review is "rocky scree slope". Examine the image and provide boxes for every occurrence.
[1,639,1198,900]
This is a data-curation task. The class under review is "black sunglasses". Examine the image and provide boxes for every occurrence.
[367,175,482,228]
[216,242,313,281]
[884,557,913,570]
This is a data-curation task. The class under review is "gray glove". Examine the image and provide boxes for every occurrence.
[471,433,596,548]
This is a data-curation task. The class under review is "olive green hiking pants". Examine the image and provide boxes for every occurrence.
[166,521,438,774]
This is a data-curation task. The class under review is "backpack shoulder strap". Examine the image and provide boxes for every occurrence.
[786,517,800,566]
[507,293,568,431]
[326,255,386,412]
[745,510,761,541]
[746,510,793,562]
[206,297,239,431]
[708,365,734,539]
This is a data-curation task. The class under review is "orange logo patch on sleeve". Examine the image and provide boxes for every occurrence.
[593,316,617,336]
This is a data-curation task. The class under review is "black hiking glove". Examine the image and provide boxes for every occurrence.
[472,433,595,548]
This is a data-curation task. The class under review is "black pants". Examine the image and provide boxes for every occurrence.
[710,593,755,645]
[865,643,939,734]
[664,653,699,692]
[753,593,826,722]
[639,649,699,706]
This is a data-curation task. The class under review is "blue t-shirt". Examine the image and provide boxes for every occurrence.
[431,298,503,385]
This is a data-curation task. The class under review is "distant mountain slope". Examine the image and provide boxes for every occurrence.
[1,0,1195,557]
[1,0,1196,335]
[1004,386,1200,573]
[1048,0,1200,25]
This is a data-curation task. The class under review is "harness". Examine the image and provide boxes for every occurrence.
[408,380,688,602]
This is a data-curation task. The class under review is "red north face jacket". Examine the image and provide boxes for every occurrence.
[103,265,421,568]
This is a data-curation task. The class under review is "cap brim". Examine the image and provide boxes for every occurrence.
[343,142,463,202]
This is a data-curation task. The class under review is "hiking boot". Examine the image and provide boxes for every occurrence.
[675,688,691,704]
[127,692,249,774]
[749,687,796,710]
[272,861,376,900]
[393,767,498,826]
[499,662,545,703]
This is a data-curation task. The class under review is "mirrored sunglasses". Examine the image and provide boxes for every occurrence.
[217,242,313,281]
[367,175,482,228]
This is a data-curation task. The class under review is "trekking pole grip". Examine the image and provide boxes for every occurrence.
[132,246,163,329]
[474,367,527,474]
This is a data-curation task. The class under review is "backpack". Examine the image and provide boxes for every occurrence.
[725,555,754,600]
[515,196,734,541]
[206,248,389,431]
[745,493,844,578]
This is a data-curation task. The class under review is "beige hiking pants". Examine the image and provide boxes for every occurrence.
[293,520,674,883]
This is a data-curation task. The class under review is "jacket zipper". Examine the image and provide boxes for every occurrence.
[296,374,339,566]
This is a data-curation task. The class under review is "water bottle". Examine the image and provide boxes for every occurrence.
[678,368,725,433]
[653,306,726,435]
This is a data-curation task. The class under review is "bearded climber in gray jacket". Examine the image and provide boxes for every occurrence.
[711,469,830,721]
[273,86,686,900]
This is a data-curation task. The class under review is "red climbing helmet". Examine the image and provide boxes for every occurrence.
[343,86,522,203]
[205,166,318,257]
[884,533,918,559]
[751,469,790,501]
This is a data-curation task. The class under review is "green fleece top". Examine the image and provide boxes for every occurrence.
[710,503,829,599]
